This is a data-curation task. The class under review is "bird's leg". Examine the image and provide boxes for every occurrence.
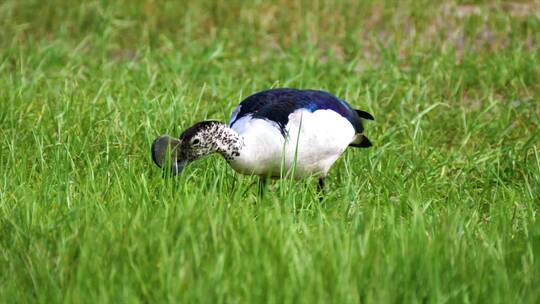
[258,177,267,199]
[317,177,325,201]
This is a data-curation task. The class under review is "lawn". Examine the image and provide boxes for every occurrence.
[1,0,539,303]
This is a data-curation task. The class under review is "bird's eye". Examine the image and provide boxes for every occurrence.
[191,139,200,145]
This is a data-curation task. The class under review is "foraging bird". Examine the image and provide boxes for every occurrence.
[151,88,373,192]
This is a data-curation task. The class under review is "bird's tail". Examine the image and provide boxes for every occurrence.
[350,134,372,148]
[355,109,374,120]
[349,109,374,148]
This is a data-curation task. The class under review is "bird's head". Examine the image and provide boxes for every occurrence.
[151,121,222,176]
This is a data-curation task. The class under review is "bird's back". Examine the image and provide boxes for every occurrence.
[229,88,365,135]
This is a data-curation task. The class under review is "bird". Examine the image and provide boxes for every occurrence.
[151,88,374,194]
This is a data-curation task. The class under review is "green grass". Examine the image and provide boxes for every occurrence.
[1,0,539,302]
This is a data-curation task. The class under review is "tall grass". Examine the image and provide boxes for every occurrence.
[1,0,539,302]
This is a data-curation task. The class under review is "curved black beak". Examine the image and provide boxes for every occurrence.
[151,135,185,178]
[169,161,186,177]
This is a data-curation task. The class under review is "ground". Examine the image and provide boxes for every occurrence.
[1,0,539,303]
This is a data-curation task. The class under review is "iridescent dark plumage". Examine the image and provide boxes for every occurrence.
[230,88,373,135]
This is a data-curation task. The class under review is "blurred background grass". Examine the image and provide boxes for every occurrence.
[0,0,539,303]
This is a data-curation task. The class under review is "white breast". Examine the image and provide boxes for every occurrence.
[229,109,356,178]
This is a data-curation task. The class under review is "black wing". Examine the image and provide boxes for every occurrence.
[229,88,373,135]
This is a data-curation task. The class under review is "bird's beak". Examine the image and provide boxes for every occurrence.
[169,161,186,177]
[152,135,185,178]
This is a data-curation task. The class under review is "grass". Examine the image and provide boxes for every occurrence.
[1,0,539,302]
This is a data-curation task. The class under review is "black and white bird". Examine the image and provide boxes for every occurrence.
[151,88,374,192]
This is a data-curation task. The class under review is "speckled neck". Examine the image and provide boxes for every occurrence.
[206,123,244,161]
